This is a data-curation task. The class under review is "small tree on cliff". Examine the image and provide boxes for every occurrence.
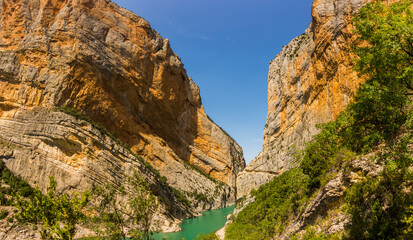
[15,176,90,240]
[93,170,159,240]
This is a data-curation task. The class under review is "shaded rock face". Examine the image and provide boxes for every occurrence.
[0,109,192,229]
[237,0,369,198]
[0,0,245,213]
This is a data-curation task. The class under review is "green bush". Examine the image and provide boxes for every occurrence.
[0,210,8,220]
[300,120,355,190]
[196,232,219,240]
[225,168,310,240]
[0,192,10,206]
[171,187,191,208]
[0,159,37,203]
[16,176,90,240]
[19,186,33,198]
[92,170,159,240]
[300,122,339,189]
[290,227,340,240]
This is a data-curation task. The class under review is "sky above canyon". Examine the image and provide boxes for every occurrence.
[112,0,313,164]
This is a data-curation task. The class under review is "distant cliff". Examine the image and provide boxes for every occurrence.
[237,0,369,198]
[0,0,245,229]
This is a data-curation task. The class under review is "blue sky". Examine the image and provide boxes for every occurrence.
[112,0,313,164]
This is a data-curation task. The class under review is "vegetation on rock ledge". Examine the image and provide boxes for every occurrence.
[0,160,160,240]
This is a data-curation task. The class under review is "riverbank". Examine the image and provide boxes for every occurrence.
[152,205,235,240]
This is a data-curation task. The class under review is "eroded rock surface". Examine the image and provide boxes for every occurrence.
[277,156,382,239]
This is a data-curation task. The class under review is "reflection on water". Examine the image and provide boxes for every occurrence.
[152,205,235,240]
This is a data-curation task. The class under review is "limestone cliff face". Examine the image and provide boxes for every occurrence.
[237,0,368,198]
[0,109,191,232]
[0,0,245,216]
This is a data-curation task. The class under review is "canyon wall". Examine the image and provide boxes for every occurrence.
[0,0,245,221]
[237,0,369,198]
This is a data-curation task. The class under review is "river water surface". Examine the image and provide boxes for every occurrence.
[152,205,235,240]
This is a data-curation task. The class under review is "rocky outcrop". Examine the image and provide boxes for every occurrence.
[277,155,382,239]
[237,0,368,198]
[0,0,244,221]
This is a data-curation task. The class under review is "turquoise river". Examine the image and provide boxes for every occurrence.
[152,205,235,240]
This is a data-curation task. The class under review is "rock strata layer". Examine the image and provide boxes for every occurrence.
[237,0,369,198]
[0,0,245,224]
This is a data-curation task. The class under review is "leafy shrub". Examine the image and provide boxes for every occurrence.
[188,190,210,203]
[171,187,191,208]
[0,159,36,203]
[196,232,219,240]
[225,168,310,240]
[92,170,159,240]
[16,176,90,240]
[290,227,341,240]
[19,186,33,198]
[0,210,8,220]
[300,120,355,190]
[0,192,10,206]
